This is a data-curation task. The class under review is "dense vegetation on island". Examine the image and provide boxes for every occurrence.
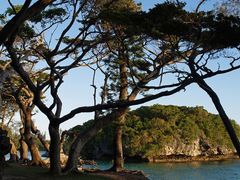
[66,105,240,161]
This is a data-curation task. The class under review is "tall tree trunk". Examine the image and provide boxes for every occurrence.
[24,111,44,166]
[31,121,50,152]
[19,125,28,161]
[63,112,117,173]
[60,131,68,154]
[111,108,127,172]
[49,123,61,175]
[189,61,240,156]
[63,134,84,173]
[9,140,18,162]
[110,56,128,172]
[19,137,28,161]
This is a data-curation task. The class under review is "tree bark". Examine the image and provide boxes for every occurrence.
[49,123,61,174]
[24,111,44,166]
[19,122,29,161]
[110,55,128,172]
[19,137,29,161]
[63,112,118,173]
[9,140,19,162]
[31,121,50,152]
[60,131,68,154]
[110,108,127,172]
[112,122,124,171]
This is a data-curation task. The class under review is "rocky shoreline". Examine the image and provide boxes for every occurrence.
[91,137,239,164]
[145,153,239,163]
[96,153,239,164]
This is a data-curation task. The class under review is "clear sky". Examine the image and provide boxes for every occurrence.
[1,0,240,138]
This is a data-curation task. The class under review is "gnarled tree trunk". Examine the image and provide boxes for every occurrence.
[19,138,28,161]
[9,140,19,162]
[31,121,49,152]
[49,123,61,174]
[63,112,117,173]
[111,108,127,172]
[24,110,44,166]
[19,126,29,162]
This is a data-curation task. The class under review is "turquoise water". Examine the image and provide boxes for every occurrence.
[5,151,47,160]
[5,152,240,179]
[95,160,240,180]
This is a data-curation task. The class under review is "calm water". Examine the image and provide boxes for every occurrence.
[95,160,240,180]
[5,152,240,179]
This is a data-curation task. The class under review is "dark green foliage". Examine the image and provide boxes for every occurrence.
[145,2,192,37]
[18,24,36,38]
[198,13,240,49]
[100,2,240,50]
[0,5,37,39]
[30,8,67,24]
[0,14,5,24]
[5,5,23,16]
[69,105,240,159]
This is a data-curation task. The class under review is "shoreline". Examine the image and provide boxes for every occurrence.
[124,153,239,163]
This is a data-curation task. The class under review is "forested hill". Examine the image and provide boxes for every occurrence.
[67,105,240,161]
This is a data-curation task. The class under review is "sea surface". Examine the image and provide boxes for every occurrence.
[95,160,240,180]
[5,152,240,180]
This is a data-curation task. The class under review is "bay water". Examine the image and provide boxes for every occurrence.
[95,160,240,180]
[5,152,240,179]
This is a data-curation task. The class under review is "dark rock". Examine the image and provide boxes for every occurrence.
[0,128,11,158]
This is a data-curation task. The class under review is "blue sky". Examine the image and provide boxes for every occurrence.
[1,0,240,138]
[137,0,219,11]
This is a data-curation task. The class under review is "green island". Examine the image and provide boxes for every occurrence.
[68,105,240,162]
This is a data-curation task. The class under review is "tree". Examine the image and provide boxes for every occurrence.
[95,0,142,172]
[102,1,240,155]
[3,0,133,174]
[185,49,240,156]
[0,4,51,163]
[2,0,240,175]
[0,94,19,162]
[97,0,240,170]
[0,0,54,45]
[1,64,49,165]
[63,1,193,173]
[14,87,45,165]
[0,61,12,112]
[0,61,19,162]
